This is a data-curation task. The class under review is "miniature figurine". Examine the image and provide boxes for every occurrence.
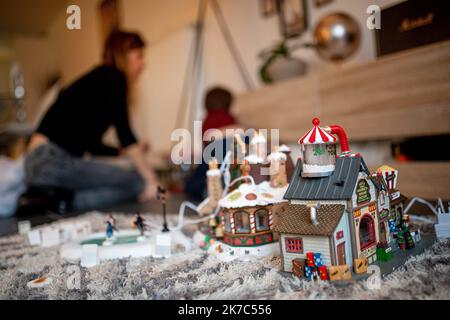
[157,186,170,232]
[133,211,147,237]
[105,214,118,239]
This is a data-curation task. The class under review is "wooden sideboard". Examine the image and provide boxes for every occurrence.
[235,40,450,199]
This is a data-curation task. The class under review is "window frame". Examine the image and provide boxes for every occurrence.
[285,237,303,254]
[224,212,232,233]
[234,211,250,234]
[255,208,270,232]
[359,214,376,250]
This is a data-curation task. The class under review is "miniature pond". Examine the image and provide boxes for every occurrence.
[80,235,139,246]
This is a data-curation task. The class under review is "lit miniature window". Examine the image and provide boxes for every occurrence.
[224,212,232,233]
[234,211,250,234]
[359,214,376,250]
[285,237,303,253]
[255,209,270,232]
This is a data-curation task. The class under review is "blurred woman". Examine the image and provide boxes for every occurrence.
[25,31,158,211]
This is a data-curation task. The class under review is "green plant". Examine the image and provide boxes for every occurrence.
[259,41,290,84]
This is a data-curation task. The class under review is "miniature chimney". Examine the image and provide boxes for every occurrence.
[206,158,223,209]
[249,131,267,163]
[268,147,288,188]
[307,204,319,226]
[299,118,337,178]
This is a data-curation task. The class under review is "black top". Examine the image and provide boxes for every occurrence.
[37,66,137,157]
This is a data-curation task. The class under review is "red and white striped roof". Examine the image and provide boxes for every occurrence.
[299,118,337,145]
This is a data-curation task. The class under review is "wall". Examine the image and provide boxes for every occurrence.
[47,0,102,86]
[296,0,405,72]
[7,0,101,127]
[121,0,405,157]
[12,35,58,123]
[280,233,332,272]
[0,36,12,97]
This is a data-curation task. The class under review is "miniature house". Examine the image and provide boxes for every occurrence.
[244,131,270,184]
[372,171,393,245]
[377,165,407,228]
[275,118,384,273]
[278,144,295,182]
[267,148,288,188]
[218,183,285,247]
[275,204,352,269]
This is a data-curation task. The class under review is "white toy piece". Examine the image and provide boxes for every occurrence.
[41,228,60,247]
[102,239,114,246]
[18,220,31,235]
[155,234,171,258]
[405,197,450,240]
[137,235,147,242]
[24,220,93,248]
[27,229,42,246]
[435,202,450,239]
[81,244,99,268]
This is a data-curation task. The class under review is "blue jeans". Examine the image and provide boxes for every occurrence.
[24,143,145,211]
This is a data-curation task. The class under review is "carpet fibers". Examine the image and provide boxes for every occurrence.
[1,212,449,300]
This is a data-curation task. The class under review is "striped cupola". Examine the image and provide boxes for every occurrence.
[299,118,338,178]
[299,118,337,145]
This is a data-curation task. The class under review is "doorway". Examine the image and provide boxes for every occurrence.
[337,242,346,265]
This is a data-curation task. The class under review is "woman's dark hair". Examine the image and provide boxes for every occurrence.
[205,87,234,111]
[103,31,146,71]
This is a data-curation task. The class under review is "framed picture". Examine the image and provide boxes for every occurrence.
[313,0,333,8]
[278,0,308,38]
[260,0,278,18]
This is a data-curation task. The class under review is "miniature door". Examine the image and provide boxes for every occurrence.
[337,242,346,265]
[379,221,388,244]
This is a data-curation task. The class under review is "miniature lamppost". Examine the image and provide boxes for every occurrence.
[158,186,170,233]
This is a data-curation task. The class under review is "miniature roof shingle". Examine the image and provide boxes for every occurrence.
[284,156,370,201]
[273,204,345,236]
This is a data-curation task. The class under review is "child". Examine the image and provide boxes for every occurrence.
[202,87,238,137]
[185,87,242,201]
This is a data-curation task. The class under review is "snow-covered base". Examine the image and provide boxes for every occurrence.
[207,241,280,261]
[60,229,192,263]
[193,231,280,261]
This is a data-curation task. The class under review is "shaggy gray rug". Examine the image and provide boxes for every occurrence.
[1,212,449,300]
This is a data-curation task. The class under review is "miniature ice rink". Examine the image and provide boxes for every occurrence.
[60,229,192,263]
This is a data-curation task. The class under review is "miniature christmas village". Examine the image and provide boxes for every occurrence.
[189,118,427,280]
[18,118,448,283]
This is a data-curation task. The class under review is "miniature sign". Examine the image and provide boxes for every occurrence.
[356,179,371,205]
